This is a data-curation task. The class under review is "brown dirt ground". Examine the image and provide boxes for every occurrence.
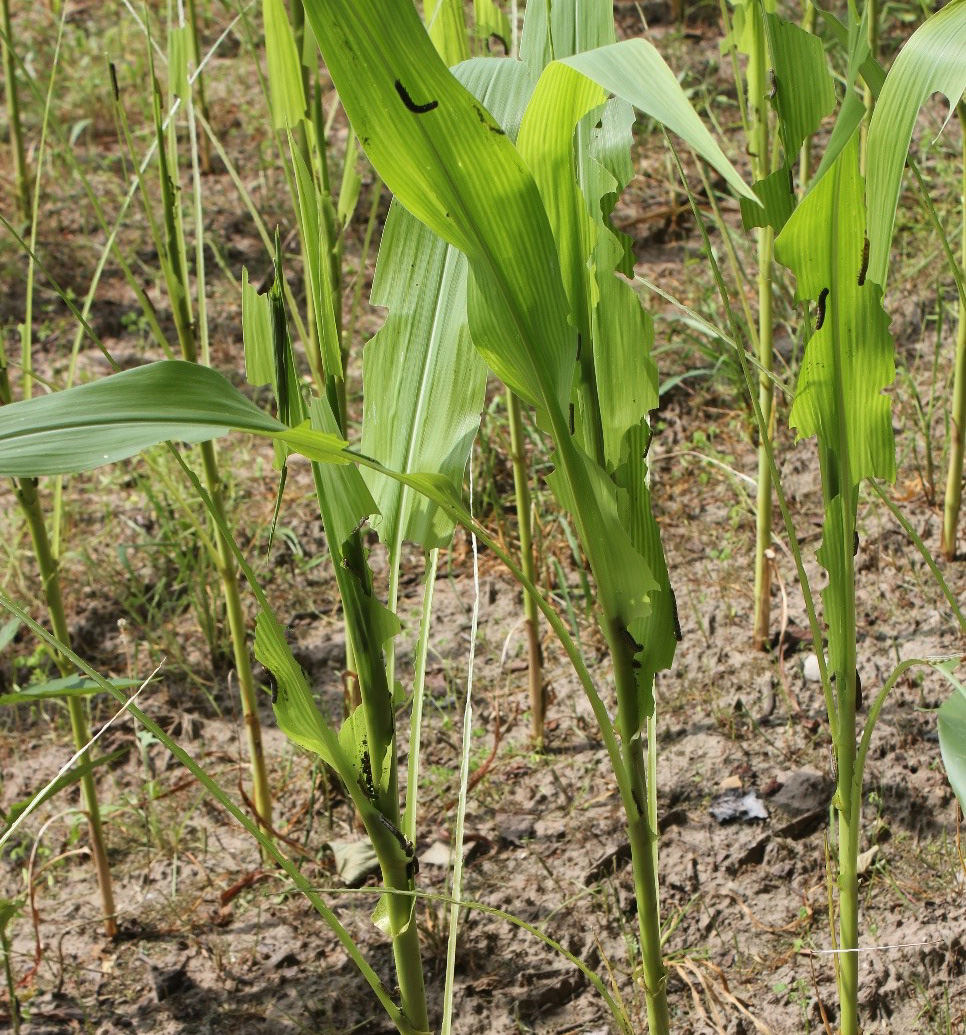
[1,2,965,1034]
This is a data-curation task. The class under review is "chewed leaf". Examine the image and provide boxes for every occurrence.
[776,136,896,488]
[764,13,836,156]
[301,0,574,414]
[254,609,340,769]
[559,41,756,204]
[740,166,795,233]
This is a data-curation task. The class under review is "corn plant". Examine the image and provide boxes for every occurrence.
[860,0,966,931]
[0,0,757,1029]
[753,5,966,1031]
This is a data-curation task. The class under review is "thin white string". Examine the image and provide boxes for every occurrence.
[0,664,161,852]
[802,938,936,956]
[441,459,481,1035]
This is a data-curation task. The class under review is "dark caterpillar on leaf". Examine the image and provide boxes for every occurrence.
[815,287,829,331]
[394,79,439,114]
[858,237,870,286]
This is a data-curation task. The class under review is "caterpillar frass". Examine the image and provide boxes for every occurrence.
[815,287,829,331]
[858,237,870,286]
[394,80,439,114]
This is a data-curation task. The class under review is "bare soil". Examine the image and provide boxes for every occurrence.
[1,3,965,1034]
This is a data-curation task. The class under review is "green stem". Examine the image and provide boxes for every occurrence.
[308,462,428,1029]
[0,0,29,222]
[403,549,438,844]
[608,619,670,1035]
[199,443,274,835]
[0,925,19,1035]
[860,0,879,174]
[185,0,212,173]
[12,477,117,938]
[753,225,775,650]
[942,105,966,561]
[749,0,775,650]
[798,0,816,191]
[507,390,544,748]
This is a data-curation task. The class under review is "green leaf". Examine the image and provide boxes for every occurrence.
[242,268,274,387]
[308,396,379,553]
[520,0,617,70]
[302,0,574,413]
[0,675,139,706]
[764,13,836,157]
[0,361,353,479]
[360,61,521,553]
[938,668,966,813]
[423,0,470,66]
[167,24,190,101]
[263,0,307,129]
[473,0,511,47]
[2,748,130,829]
[0,617,20,652]
[339,703,391,800]
[776,135,896,488]
[264,0,304,130]
[254,608,341,769]
[740,165,796,232]
[290,139,342,379]
[557,42,756,205]
[811,4,879,186]
[0,361,286,478]
[866,0,966,287]
[0,897,23,933]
